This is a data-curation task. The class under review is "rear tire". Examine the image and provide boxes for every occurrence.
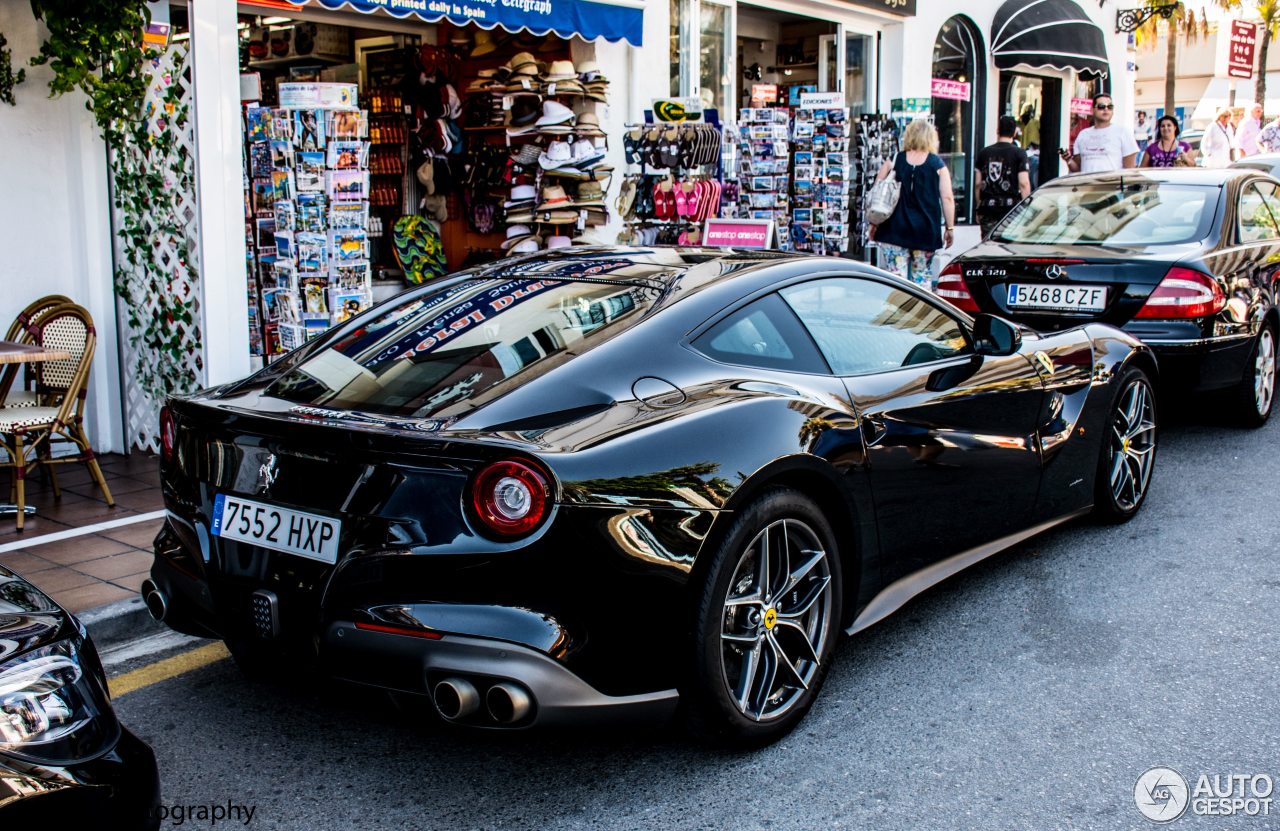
[1092,367,1157,524]
[1231,323,1276,428]
[684,488,843,748]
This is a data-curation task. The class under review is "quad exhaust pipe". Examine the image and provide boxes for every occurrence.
[486,682,532,724]
[141,580,167,622]
[433,677,481,720]
[433,677,533,724]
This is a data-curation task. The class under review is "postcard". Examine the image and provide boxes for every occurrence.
[794,151,813,167]
[297,151,325,192]
[327,140,367,170]
[329,202,367,231]
[274,200,295,232]
[254,218,276,249]
[327,170,367,202]
[269,140,293,170]
[331,261,371,290]
[270,170,293,202]
[296,231,327,272]
[327,110,367,140]
[329,228,367,263]
[249,143,273,177]
[293,109,325,151]
[246,107,270,143]
[270,109,293,142]
[332,289,370,322]
[300,277,329,315]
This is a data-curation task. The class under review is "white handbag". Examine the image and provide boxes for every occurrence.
[865,159,901,225]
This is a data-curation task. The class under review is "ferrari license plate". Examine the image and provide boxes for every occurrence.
[211,494,340,564]
[1007,283,1108,312]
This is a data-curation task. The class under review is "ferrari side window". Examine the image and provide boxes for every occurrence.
[693,294,829,373]
[781,278,968,376]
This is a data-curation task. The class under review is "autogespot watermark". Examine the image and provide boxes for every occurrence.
[154,801,257,827]
[1135,766,1275,823]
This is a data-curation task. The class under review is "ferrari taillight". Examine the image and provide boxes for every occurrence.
[1134,267,1226,320]
[469,459,551,538]
[935,263,980,313]
[160,406,177,464]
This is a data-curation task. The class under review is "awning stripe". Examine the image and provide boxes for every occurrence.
[307,0,644,46]
[990,0,1109,77]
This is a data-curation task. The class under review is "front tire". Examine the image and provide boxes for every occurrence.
[685,489,843,747]
[1092,367,1157,523]
[1231,323,1276,427]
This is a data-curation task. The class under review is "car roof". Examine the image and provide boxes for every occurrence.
[1045,168,1253,187]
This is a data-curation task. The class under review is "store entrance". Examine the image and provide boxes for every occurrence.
[735,4,838,109]
[1001,73,1062,187]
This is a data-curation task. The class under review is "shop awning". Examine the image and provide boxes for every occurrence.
[990,0,1110,78]
[306,0,644,46]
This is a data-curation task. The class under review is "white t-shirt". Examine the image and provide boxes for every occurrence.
[1073,125,1140,173]
[1134,119,1153,142]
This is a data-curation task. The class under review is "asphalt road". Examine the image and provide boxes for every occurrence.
[114,400,1280,831]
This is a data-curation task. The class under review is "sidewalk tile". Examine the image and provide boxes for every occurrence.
[25,536,134,566]
[101,520,164,549]
[76,550,155,581]
[24,566,98,594]
[110,570,151,594]
[52,582,132,614]
[0,551,52,575]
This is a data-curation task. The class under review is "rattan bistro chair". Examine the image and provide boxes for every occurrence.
[0,303,114,530]
[0,295,72,409]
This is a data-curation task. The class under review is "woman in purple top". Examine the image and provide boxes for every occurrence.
[1142,116,1197,168]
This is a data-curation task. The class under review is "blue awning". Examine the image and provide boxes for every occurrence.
[308,0,644,47]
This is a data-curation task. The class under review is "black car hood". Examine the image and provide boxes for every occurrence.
[0,566,68,663]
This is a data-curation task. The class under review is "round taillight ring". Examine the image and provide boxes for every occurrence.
[160,406,177,464]
[469,459,552,538]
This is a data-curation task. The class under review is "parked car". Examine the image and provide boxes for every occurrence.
[1181,129,1204,162]
[148,248,1157,745]
[941,168,1279,425]
[1231,152,1280,179]
[0,567,159,828]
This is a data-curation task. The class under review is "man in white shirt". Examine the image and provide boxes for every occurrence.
[1059,94,1138,173]
[1237,103,1264,156]
[1134,111,1153,153]
[1201,108,1237,168]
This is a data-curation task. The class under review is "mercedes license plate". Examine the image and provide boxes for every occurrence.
[1007,283,1108,312]
[211,494,340,564]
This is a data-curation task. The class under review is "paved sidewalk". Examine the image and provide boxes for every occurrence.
[0,452,163,614]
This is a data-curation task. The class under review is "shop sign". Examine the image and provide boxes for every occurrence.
[703,219,775,248]
[1215,20,1259,79]
[652,98,704,122]
[837,0,916,16]
[751,84,779,104]
[930,78,970,102]
[890,98,931,117]
[278,82,359,110]
[1069,97,1094,116]
[799,92,846,109]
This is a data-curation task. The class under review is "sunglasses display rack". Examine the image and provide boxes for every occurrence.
[617,120,726,245]
[789,105,851,256]
[736,108,793,250]
[242,96,374,358]
[851,114,900,261]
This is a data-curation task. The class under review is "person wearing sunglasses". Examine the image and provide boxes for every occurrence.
[1058,94,1138,173]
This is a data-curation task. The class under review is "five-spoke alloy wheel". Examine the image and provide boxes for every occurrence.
[687,489,842,746]
[1093,367,1157,522]
[1233,324,1276,427]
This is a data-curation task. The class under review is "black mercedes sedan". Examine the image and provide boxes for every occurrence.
[148,248,1157,745]
[941,168,1279,425]
[0,567,159,828]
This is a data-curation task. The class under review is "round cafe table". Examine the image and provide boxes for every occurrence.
[0,340,72,517]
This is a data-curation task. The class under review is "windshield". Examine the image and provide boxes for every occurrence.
[267,272,662,418]
[994,182,1218,245]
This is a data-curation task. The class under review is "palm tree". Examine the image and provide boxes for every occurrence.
[1254,0,1280,111]
[1137,3,1235,118]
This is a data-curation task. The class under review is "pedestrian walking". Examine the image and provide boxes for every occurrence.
[1238,104,1264,157]
[1134,110,1153,154]
[974,115,1031,237]
[1141,115,1197,167]
[1259,115,1280,154]
[868,118,956,289]
[1201,108,1238,168]
[1059,94,1138,173]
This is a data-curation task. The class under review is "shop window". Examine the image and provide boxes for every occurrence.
[699,1,731,113]
[931,16,984,224]
[671,0,685,96]
[845,34,872,118]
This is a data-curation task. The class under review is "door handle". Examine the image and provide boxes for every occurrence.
[861,415,887,446]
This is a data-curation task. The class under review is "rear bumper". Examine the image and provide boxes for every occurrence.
[323,623,678,728]
[1140,333,1254,393]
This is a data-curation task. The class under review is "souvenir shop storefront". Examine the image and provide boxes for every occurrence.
[172,0,654,369]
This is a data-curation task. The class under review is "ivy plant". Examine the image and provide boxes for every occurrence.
[0,34,24,106]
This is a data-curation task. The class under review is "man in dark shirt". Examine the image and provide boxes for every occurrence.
[975,116,1032,237]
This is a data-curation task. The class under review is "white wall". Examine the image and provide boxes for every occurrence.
[0,8,123,454]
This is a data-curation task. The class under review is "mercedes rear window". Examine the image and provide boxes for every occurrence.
[994,182,1218,245]
[267,270,663,418]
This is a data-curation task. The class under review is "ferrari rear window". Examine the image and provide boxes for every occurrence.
[994,182,1217,245]
[267,273,662,418]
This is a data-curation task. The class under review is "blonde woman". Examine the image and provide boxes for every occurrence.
[868,118,956,288]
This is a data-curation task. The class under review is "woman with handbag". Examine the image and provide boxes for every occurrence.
[867,119,956,289]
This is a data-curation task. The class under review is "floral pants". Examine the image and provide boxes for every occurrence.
[878,243,936,289]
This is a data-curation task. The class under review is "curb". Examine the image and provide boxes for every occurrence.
[77,595,168,652]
